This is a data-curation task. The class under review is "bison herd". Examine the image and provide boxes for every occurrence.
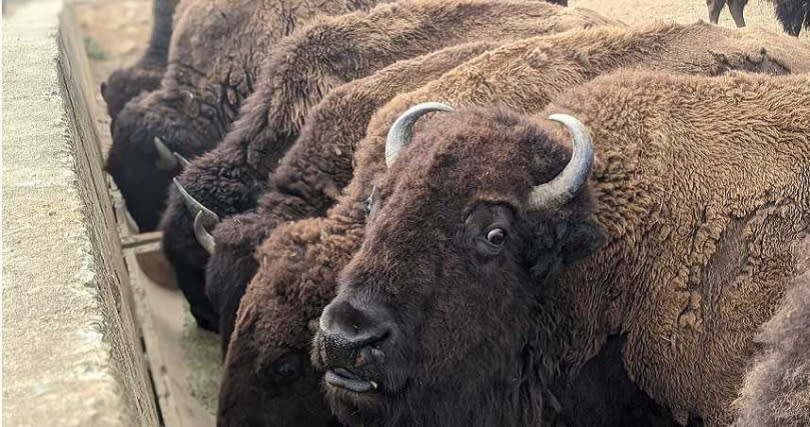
[102,0,810,426]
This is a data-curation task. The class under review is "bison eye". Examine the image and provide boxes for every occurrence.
[270,353,302,384]
[486,228,507,246]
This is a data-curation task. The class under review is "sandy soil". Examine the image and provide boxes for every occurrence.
[575,0,809,38]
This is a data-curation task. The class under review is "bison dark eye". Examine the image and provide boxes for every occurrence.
[270,353,302,384]
[486,228,507,246]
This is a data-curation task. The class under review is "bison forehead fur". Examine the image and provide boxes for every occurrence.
[223,22,810,427]
[322,71,810,427]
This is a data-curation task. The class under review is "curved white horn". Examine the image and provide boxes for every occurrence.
[528,114,595,210]
[154,137,178,170]
[385,102,453,168]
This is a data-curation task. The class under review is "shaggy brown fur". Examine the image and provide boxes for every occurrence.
[207,41,503,353]
[708,0,748,27]
[315,71,810,426]
[101,0,181,119]
[163,0,613,332]
[734,235,810,427]
[107,0,382,233]
[222,23,810,426]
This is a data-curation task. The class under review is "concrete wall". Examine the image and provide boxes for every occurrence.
[3,1,160,425]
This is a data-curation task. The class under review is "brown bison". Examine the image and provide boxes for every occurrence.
[220,23,810,427]
[314,71,810,426]
[206,41,504,353]
[106,0,382,233]
[163,0,612,331]
[707,0,748,27]
[101,0,181,119]
[734,235,810,427]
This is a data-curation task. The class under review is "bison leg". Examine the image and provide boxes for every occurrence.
[707,0,725,24]
[728,0,747,27]
[775,0,806,36]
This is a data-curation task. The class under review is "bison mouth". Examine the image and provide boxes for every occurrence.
[325,367,379,393]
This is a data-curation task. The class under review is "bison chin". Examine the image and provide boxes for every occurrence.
[313,289,544,427]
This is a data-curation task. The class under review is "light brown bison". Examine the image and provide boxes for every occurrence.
[163,0,612,331]
[314,71,810,426]
[223,23,810,427]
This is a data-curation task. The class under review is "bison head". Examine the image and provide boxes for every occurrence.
[106,89,221,230]
[101,64,164,120]
[313,104,606,426]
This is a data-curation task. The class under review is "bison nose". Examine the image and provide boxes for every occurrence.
[319,299,393,368]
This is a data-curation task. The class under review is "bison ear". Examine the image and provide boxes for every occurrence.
[529,217,605,283]
[558,218,606,265]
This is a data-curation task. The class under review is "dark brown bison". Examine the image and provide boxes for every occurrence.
[734,235,810,427]
[106,0,381,233]
[314,71,810,426]
[707,0,748,27]
[207,41,503,353]
[101,0,181,119]
[773,0,810,36]
[220,23,810,427]
[163,0,612,331]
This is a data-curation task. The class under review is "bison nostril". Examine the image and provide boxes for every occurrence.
[319,299,394,368]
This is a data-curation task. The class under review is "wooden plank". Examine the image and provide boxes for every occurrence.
[125,245,220,427]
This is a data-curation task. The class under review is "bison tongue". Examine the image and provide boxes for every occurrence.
[326,368,373,393]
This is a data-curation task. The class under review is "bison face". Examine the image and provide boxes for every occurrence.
[313,105,605,426]
[106,90,221,230]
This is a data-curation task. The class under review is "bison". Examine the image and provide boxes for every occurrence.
[733,235,810,427]
[163,0,613,331]
[101,0,181,119]
[206,41,504,352]
[314,71,810,426]
[219,23,810,427]
[773,0,810,36]
[106,0,382,232]
[707,0,748,27]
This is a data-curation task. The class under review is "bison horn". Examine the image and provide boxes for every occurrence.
[172,177,220,254]
[385,102,453,168]
[193,211,217,255]
[528,114,595,210]
[174,152,191,169]
[154,137,179,170]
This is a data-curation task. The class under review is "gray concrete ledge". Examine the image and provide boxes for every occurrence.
[3,1,159,425]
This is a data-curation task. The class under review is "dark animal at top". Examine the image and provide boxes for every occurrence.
[101,0,181,120]
[220,23,810,427]
[106,0,382,233]
[733,235,810,427]
[163,0,612,332]
[707,0,748,27]
[772,0,810,36]
[207,41,504,355]
[313,71,810,426]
